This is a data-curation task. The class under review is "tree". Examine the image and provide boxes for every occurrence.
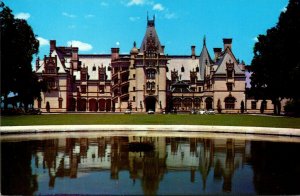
[250,0,300,115]
[1,2,44,110]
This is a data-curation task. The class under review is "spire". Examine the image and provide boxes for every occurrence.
[140,14,162,53]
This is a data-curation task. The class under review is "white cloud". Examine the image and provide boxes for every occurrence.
[85,14,95,18]
[127,0,145,6]
[129,16,140,21]
[15,12,30,20]
[153,3,164,11]
[37,37,49,46]
[116,41,120,46]
[253,37,258,42]
[62,12,76,18]
[67,40,93,51]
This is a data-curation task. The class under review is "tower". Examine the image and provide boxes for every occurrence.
[132,15,168,112]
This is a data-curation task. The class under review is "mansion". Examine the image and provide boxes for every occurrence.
[35,17,268,113]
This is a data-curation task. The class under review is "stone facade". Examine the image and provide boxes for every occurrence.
[34,17,251,113]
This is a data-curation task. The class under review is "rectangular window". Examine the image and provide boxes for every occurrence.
[227,70,233,78]
[198,87,202,92]
[133,74,135,79]
[58,98,63,109]
[99,85,104,93]
[81,85,86,94]
[251,101,257,109]
[133,87,136,91]
[227,83,233,91]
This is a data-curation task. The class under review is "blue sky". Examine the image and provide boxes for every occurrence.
[5,0,288,65]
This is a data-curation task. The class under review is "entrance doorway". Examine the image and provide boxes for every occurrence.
[145,96,156,112]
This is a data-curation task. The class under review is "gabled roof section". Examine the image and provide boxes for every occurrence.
[139,15,163,54]
[50,50,67,73]
[199,37,213,81]
[214,48,244,75]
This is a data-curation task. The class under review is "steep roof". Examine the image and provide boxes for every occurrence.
[167,56,200,81]
[214,49,244,75]
[139,16,163,54]
[199,37,213,81]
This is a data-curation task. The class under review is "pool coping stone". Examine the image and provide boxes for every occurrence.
[1,125,300,137]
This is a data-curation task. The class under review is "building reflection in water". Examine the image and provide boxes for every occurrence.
[29,135,251,194]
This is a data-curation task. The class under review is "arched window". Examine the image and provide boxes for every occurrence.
[225,96,236,109]
[205,97,213,110]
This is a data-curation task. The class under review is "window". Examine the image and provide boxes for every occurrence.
[133,74,135,79]
[227,70,233,78]
[225,96,236,109]
[47,78,56,89]
[81,72,87,81]
[81,85,87,94]
[251,101,257,109]
[146,82,155,89]
[146,69,156,79]
[198,87,202,92]
[99,85,104,93]
[58,98,63,109]
[133,96,135,101]
[46,68,55,74]
[133,87,135,91]
[227,83,233,91]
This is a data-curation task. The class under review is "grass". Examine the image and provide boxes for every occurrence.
[1,113,300,128]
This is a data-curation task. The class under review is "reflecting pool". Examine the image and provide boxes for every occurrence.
[1,132,300,195]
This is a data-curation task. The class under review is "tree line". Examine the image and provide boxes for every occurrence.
[1,2,47,111]
[250,0,300,115]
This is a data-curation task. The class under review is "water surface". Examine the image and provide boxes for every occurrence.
[1,132,300,195]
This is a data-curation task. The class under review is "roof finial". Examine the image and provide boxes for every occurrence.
[203,35,206,46]
[133,41,136,47]
[147,11,149,21]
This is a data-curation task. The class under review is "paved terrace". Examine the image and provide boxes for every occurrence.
[1,125,300,137]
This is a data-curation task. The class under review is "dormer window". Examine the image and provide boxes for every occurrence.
[181,65,185,72]
[226,61,234,79]
[92,65,96,71]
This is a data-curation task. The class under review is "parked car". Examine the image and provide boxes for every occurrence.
[206,109,215,115]
[190,109,198,114]
[198,109,206,115]
[124,109,131,114]
[147,109,155,114]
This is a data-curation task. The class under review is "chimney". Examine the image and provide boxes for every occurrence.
[71,47,78,61]
[161,45,165,54]
[50,40,56,53]
[213,48,222,61]
[111,48,120,60]
[223,38,232,50]
[191,46,196,59]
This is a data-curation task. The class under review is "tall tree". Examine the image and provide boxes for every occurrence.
[1,2,44,110]
[250,0,300,115]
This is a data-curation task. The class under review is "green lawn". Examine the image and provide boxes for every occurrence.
[1,113,300,128]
